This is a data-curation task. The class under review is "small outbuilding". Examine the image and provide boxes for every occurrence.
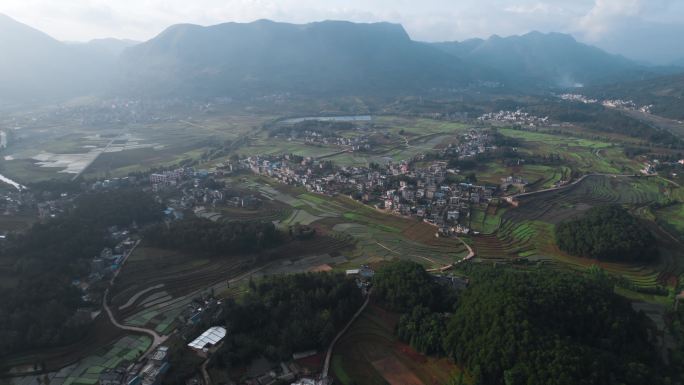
[187,326,227,357]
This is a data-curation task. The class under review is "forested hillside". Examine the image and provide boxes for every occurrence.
[0,190,162,357]
[373,262,669,385]
[555,205,658,262]
[445,268,663,385]
[589,73,684,120]
[143,218,284,256]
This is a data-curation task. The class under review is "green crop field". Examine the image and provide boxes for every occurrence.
[497,128,641,175]
[59,335,151,385]
[658,203,684,234]
[242,178,470,269]
[375,116,469,136]
[473,175,684,297]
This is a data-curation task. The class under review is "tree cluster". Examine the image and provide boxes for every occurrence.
[555,205,658,262]
[211,273,363,369]
[375,262,669,385]
[372,260,455,313]
[143,218,284,256]
[445,268,665,385]
[0,190,162,358]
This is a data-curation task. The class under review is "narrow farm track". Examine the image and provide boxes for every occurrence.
[103,239,167,357]
[509,173,635,203]
[323,288,372,379]
[103,289,167,356]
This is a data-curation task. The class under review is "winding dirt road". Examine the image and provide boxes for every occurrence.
[103,289,167,355]
[102,240,167,357]
[322,288,372,378]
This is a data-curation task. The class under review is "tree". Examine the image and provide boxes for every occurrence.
[373,260,454,313]
[211,273,362,371]
[555,205,658,262]
[443,269,663,385]
[0,189,163,357]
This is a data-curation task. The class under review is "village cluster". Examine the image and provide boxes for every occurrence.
[477,109,550,126]
[242,131,500,236]
[282,130,372,152]
[73,234,138,310]
[125,128,527,236]
[559,93,653,113]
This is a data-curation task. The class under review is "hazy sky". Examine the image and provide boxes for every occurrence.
[2,0,683,64]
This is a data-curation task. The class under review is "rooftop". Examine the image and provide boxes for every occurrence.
[187,326,227,350]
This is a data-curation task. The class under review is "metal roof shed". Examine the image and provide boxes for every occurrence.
[187,326,227,351]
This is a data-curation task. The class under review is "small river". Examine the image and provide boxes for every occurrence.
[0,130,24,190]
[282,115,372,124]
[0,173,25,190]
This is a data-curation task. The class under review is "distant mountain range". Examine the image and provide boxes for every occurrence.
[74,38,139,57]
[0,13,121,103]
[118,19,489,97]
[432,32,669,89]
[0,14,682,103]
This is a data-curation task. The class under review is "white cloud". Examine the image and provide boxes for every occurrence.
[577,0,682,40]
[0,0,590,41]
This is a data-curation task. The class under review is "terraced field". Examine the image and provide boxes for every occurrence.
[657,203,684,235]
[219,203,293,223]
[330,222,467,269]
[474,175,684,291]
[109,231,353,331]
[56,336,151,385]
[243,179,471,269]
[498,128,641,174]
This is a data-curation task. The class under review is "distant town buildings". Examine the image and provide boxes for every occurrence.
[478,109,549,126]
[559,93,652,113]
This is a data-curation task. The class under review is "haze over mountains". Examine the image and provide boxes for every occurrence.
[432,32,660,88]
[0,13,118,103]
[0,13,682,103]
[119,20,487,98]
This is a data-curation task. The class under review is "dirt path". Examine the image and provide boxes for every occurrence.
[103,290,166,354]
[426,236,475,273]
[119,284,165,310]
[322,288,372,378]
[506,173,636,203]
[375,240,471,272]
[619,108,684,140]
[657,175,681,187]
[103,240,167,357]
[72,135,121,181]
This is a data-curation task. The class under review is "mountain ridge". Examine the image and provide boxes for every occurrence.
[0,14,681,103]
[432,31,659,88]
[0,13,116,102]
[117,19,491,97]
